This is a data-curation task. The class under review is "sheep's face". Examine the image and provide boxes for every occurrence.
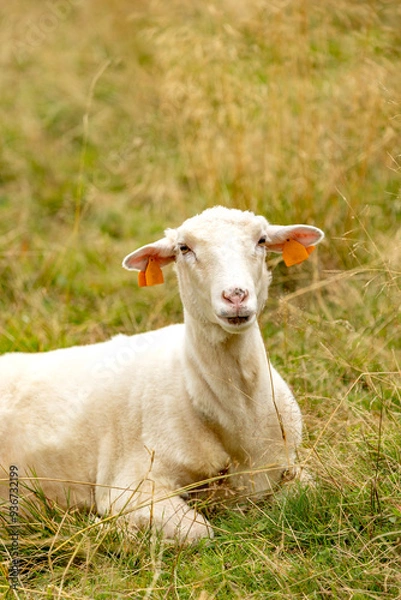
[173,211,271,334]
[122,206,324,335]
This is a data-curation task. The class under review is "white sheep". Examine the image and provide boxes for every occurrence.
[0,206,324,543]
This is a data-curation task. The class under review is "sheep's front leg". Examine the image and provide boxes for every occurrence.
[132,492,214,543]
[97,479,214,543]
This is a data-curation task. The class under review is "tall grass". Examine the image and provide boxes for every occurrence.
[1,0,400,597]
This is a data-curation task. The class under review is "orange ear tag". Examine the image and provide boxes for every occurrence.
[138,270,147,287]
[137,257,164,287]
[283,239,315,267]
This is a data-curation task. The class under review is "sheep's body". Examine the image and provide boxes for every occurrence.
[0,207,324,542]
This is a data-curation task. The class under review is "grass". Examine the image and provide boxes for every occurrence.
[0,0,401,597]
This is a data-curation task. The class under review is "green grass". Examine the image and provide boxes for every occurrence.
[1,0,401,597]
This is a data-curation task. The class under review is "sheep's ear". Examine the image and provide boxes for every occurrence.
[122,238,176,286]
[264,224,324,267]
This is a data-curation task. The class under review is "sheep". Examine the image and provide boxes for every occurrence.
[0,206,324,543]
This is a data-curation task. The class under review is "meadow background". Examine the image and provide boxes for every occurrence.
[0,0,400,597]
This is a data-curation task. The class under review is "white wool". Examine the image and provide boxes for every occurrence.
[0,206,324,543]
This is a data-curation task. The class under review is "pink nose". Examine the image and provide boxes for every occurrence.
[222,288,249,308]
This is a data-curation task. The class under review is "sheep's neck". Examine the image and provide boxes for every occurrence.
[183,312,266,447]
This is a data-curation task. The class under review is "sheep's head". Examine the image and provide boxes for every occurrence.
[122,206,324,334]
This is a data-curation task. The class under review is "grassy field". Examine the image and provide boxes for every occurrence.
[1,0,401,597]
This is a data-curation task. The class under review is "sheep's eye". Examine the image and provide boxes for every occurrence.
[258,236,267,245]
[179,244,191,255]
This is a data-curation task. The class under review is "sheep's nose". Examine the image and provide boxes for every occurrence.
[222,288,249,307]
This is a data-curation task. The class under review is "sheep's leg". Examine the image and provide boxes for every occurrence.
[131,492,214,543]
[97,478,213,543]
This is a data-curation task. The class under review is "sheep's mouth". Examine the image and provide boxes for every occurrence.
[225,316,250,326]
[217,313,255,330]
